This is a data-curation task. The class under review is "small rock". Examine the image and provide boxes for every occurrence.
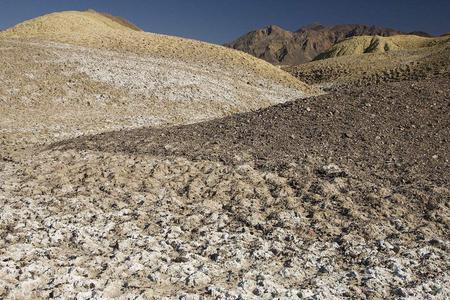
[209,253,220,262]
[318,266,329,273]
[344,132,354,138]
[173,256,189,263]
[185,272,211,287]
[253,287,262,296]
[346,271,358,278]
[103,281,123,298]
[378,240,394,251]
[319,163,347,178]
[393,287,407,298]
[283,259,293,268]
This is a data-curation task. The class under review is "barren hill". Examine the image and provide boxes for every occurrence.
[316,35,447,59]
[0,10,318,154]
[408,31,434,37]
[1,10,310,86]
[286,35,450,87]
[225,24,405,65]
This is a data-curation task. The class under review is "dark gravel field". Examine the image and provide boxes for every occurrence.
[55,77,450,187]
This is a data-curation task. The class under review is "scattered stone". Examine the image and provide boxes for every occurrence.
[393,287,407,298]
[319,163,347,178]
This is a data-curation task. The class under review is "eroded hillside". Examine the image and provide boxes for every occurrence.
[286,35,450,87]
[0,10,318,157]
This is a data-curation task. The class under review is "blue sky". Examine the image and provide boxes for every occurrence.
[1,0,449,43]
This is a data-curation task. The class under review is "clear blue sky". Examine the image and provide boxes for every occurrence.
[1,0,449,44]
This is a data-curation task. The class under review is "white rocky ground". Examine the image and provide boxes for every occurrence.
[0,150,448,299]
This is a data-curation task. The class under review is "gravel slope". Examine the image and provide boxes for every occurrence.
[56,78,450,186]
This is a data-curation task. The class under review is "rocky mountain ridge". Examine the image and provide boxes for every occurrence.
[225,23,431,65]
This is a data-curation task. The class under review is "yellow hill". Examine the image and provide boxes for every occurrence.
[285,34,450,87]
[315,35,448,60]
[0,10,319,153]
[0,10,312,92]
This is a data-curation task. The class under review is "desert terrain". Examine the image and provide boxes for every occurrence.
[0,10,449,300]
[0,10,317,158]
[285,35,450,88]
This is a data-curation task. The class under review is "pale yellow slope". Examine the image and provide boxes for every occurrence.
[316,34,449,60]
[286,36,450,87]
[4,10,136,34]
[0,10,314,93]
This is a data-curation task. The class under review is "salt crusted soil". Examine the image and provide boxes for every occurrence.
[1,78,449,299]
[1,150,448,299]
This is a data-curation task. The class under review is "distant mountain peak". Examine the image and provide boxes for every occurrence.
[226,23,412,65]
[262,25,287,35]
[299,22,326,31]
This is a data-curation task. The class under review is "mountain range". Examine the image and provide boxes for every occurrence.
[225,23,432,65]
